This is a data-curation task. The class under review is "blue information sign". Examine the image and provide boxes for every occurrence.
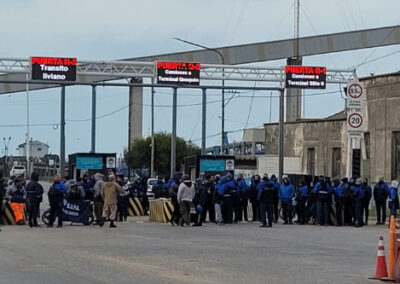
[200,159,225,172]
[76,156,103,170]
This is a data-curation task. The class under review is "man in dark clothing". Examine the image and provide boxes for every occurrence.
[201,175,215,223]
[168,174,182,225]
[270,175,280,223]
[257,176,275,227]
[313,176,332,226]
[152,177,165,199]
[343,178,355,226]
[298,181,309,225]
[362,178,372,226]
[26,172,44,227]
[193,179,207,226]
[373,177,389,225]
[116,175,129,222]
[47,174,66,228]
[249,175,261,222]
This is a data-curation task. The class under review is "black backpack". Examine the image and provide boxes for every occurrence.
[342,184,353,201]
[375,184,388,202]
[67,185,81,200]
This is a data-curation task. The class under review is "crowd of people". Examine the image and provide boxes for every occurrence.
[152,173,399,228]
[0,170,399,230]
[0,172,149,230]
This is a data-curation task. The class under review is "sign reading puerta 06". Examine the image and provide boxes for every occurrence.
[30,57,77,81]
[157,61,200,85]
[285,65,326,89]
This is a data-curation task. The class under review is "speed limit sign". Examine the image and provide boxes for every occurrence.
[346,80,364,109]
[347,111,365,138]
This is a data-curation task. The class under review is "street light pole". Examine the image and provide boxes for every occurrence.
[3,136,11,176]
[173,37,225,155]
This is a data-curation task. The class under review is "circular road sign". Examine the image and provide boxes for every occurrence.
[348,112,363,129]
[348,83,363,99]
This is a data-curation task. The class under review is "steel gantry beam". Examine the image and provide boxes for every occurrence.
[0,58,355,88]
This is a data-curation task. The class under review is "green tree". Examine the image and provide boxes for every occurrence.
[124,132,200,176]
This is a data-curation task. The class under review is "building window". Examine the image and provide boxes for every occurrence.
[392,132,400,180]
[37,148,42,151]
[307,148,315,176]
[332,147,341,178]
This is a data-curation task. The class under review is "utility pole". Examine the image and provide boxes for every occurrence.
[3,136,11,176]
[25,73,30,176]
[91,85,96,153]
[278,89,285,183]
[151,79,155,178]
[170,87,177,178]
[60,86,66,178]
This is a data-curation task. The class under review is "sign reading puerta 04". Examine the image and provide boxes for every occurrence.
[30,57,77,81]
[157,61,200,85]
[285,65,326,89]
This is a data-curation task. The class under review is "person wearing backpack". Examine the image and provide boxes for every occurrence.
[25,172,44,228]
[47,174,66,228]
[354,178,367,227]
[388,180,399,220]
[257,176,275,227]
[373,177,389,225]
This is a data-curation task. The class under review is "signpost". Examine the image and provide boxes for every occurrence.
[156,61,200,85]
[285,65,326,89]
[30,57,77,81]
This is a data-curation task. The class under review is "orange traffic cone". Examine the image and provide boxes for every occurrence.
[370,236,388,279]
[388,215,396,280]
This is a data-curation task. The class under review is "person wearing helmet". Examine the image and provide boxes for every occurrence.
[25,172,44,228]
[279,177,295,224]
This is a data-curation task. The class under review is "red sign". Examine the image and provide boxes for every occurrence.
[157,61,200,85]
[348,112,363,129]
[30,56,77,81]
[285,65,327,89]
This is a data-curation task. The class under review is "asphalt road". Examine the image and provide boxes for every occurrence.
[0,182,388,284]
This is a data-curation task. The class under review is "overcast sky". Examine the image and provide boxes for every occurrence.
[0,0,399,157]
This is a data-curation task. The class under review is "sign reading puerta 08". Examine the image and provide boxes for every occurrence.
[30,57,77,81]
[285,65,326,89]
[157,61,200,85]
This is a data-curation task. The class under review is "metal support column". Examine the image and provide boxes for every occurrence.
[221,71,225,155]
[60,86,66,178]
[278,89,285,183]
[170,87,177,178]
[91,85,96,153]
[201,88,207,155]
[151,82,155,178]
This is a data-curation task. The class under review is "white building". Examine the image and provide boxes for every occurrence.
[18,140,49,159]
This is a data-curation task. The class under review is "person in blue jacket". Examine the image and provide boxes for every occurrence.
[218,173,237,224]
[237,173,250,222]
[313,176,333,226]
[47,174,67,228]
[270,175,280,223]
[388,180,399,220]
[354,178,368,227]
[298,181,309,225]
[373,177,389,225]
[334,178,348,226]
[232,174,243,223]
[279,177,295,224]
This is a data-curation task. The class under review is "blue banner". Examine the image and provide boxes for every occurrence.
[200,159,225,172]
[76,156,103,170]
[62,199,90,224]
